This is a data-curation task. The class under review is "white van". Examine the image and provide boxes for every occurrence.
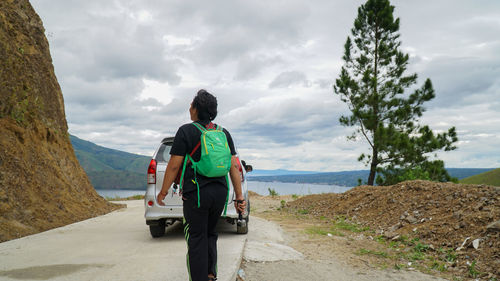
[144,137,251,238]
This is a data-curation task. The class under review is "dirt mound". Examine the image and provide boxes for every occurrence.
[0,0,122,243]
[248,190,262,197]
[288,180,500,278]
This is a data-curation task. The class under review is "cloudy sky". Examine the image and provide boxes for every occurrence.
[31,0,500,171]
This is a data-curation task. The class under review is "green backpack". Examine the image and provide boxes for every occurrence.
[179,122,232,214]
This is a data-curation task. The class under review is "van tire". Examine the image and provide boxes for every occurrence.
[245,200,250,222]
[237,220,248,234]
[149,221,166,238]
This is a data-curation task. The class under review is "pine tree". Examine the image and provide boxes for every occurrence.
[333,0,458,185]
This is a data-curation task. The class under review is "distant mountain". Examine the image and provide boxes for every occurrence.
[248,169,319,177]
[249,168,495,187]
[69,135,496,189]
[248,170,368,187]
[460,168,500,186]
[447,168,496,181]
[70,135,151,190]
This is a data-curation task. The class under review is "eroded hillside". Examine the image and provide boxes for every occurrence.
[0,0,122,242]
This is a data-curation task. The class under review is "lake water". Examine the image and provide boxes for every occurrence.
[96,181,353,198]
[247,181,352,196]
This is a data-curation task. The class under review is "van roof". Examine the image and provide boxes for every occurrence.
[161,137,174,144]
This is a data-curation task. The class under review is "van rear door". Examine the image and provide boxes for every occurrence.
[154,141,182,206]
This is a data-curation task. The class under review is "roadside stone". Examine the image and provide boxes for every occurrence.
[486,220,500,232]
[389,222,402,232]
[391,235,400,241]
[383,231,399,239]
[405,215,418,224]
[452,211,462,219]
[472,238,480,249]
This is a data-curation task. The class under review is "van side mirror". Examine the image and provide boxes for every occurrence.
[245,164,253,173]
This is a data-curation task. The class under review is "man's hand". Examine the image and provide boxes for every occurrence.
[157,190,168,206]
[234,197,246,213]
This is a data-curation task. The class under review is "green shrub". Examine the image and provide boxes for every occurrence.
[268,188,278,197]
[280,200,286,209]
[377,161,458,185]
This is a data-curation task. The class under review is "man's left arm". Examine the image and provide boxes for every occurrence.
[229,155,246,212]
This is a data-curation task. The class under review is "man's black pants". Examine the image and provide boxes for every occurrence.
[183,184,228,281]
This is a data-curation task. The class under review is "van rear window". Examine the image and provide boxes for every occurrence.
[155,143,172,163]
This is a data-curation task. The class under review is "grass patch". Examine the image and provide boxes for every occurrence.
[389,240,400,248]
[414,242,430,253]
[375,235,386,244]
[397,235,409,244]
[444,249,457,263]
[468,261,480,278]
[106,194,144,201]
[332,216,370,233]
[408,251,426,261]
[297,208,309,215]
[394,263,404,270]
[330,229,345,237]
[305,227,330,236]
[304,226,345,237]
[430,261,448,272]
[357,248,389,258]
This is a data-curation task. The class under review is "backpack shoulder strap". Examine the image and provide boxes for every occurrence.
[192,122,206,132]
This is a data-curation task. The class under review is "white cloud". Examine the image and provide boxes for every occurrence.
[30,0,500,171]
[268,71,310,89]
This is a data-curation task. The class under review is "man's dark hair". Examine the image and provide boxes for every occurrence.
[192,89,218,121]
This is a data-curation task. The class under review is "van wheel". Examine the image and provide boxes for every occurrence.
[149,221,166,238]
[236,218,248,234]
[245,200,250,222]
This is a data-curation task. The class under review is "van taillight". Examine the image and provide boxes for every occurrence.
[147,159,156,184]
[236,156,242,173]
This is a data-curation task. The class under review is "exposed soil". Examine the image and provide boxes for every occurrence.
[0,0,123,243]
[245,181,499,280]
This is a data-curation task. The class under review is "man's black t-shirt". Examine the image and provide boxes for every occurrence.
[170,120,236,194]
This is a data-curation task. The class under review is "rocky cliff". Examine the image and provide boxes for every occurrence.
[0,0,122,242]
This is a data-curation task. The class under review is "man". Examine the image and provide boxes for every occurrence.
[157,89,246,281]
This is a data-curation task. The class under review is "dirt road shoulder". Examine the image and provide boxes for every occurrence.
[239,193,449,281]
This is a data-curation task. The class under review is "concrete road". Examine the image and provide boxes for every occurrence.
[0,200,247,281]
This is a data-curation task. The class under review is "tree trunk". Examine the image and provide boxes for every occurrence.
[367,148,378,185]
[367,21,380,186]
